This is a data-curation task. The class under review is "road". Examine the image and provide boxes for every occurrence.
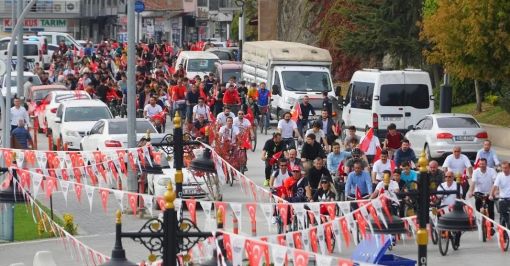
[1,123,510,265]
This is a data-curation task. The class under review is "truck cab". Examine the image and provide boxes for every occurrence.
[242,41,339,120]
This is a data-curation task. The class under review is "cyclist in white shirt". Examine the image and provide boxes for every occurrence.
[143,96,163,118]
[218,117,240,143]
[277,112,302,150]
[233,110,254,140]
[371,170,399,199]
[437,171,462,206]
[192,97,210,122]
[442,146,473,177]
[372,149,392,184]
[490,161,510,228]
[270,158,291,189]
[216,106,235,127]
[305,121,328,150]
[467,158,497,221]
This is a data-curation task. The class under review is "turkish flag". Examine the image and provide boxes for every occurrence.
[309,227,319,253]
[277,203,289,229]
[223,233,233,261]
[116,150,127,173]
[244,239,267,266]
[290,102,301,122]
[293,232,303,249]
[185,199,197,224]
[373,146,382,163]
[99,189,109,213]
[340,217,350,247]
[24,150,36,165]
[1,173,12,190]
[245,106,255,125]
[3,150,13,167]
[355,186,362,200]
[368,205,382,230]
[359,127,374,152]
[293,249,309,266]
[127,152,137,171]
[127,193,138,216]
[157,196,166,210]
[246,203,257,231]
[108,161,119,181]
[337,161,345,176]
[338,258,354,266]
[61,169,69,181]
[269,151,284,166]
[390,160,396,173]
[473,158,480,169]
[324,223,334,254]
[85,166,98,186]
[74,183,83,202]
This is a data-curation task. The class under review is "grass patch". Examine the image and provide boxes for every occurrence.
[452,102,510,127]
[14,202,65,241]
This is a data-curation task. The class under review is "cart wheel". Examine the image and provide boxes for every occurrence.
[438,230,450,256]
[451,231,460,250]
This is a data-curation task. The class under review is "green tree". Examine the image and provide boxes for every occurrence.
[421,0,510,112]
[230,0,257,42]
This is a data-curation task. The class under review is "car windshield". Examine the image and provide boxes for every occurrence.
[64,107,111,122]
[13,44,39,56]
[55,93,90,103]
[7,75,42,87]
[32,90,53,101]
[222,69,241,83]
[108,121,157,134]
[187,59,217,73]
[281,71,331,92]
[213,51,232,60]
[436,117,480,128]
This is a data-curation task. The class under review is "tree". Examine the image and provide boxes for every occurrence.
[230,0,257,42]
[421,0,510,112]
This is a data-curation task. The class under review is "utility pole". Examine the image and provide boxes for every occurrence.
[16,0,24,97]
[127,0,137,193]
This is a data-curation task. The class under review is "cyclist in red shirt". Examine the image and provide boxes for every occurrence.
[169,78,187,118]
[222,84,241,113]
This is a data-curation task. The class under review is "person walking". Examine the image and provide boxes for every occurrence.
[11,120,33,149]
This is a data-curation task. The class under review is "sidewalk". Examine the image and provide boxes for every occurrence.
[482,123,510,150]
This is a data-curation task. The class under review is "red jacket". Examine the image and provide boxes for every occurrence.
[223,89,240,105]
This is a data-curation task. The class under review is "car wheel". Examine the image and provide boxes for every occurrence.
[425,144,432,161]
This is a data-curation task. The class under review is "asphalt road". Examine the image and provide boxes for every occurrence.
[1,123,510,265]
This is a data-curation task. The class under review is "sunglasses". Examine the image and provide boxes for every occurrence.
[292,170,300,172]
[280,164,287,167]
[445,176,453,178]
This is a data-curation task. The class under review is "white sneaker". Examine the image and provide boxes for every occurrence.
[271,216,278,224]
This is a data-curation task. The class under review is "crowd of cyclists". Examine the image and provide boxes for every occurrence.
[26,38,510,237]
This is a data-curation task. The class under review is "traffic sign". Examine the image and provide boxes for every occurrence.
[135,0,145,13]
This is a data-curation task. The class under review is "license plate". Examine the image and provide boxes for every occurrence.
[455,136,474,141]
[382,117,401,121]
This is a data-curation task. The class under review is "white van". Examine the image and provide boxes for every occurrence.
[174,51,219,80]
[37,32,83,50]
[0,39,50,69]
[341,69,434,138]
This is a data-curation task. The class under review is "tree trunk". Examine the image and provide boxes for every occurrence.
[474,79,482,113]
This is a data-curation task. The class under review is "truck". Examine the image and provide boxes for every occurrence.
[241,41,339,120]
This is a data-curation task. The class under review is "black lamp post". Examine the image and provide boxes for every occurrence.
[368,152,473,266]
[0,168,25,242]
[101,113,217,266]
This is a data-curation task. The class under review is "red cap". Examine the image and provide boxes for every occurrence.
[291,165,301,172]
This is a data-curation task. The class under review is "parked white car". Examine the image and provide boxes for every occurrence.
[0,71,42,97]
[404,113,488,160]
[80,118,166,150]
[52,99,112,150]
[41,90,91,135]
[147,159,209,203]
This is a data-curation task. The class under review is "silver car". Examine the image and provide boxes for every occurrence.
[405,113,488,160]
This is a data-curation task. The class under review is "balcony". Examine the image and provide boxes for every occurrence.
[0,1,81,14]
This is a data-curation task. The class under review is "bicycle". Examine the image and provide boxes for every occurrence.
[473,192,491,242]
[438,228,462,256]
[258,104,269,135]
[497,198,510,251]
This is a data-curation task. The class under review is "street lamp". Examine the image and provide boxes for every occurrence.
[0,168,26,242]
[235,0,246,61]
[367,152,473,266]
[100,181,218,266]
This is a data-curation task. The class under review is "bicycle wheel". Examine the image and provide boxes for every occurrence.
[451,231,460,250]
[430,221,438,245]
[251,128,257,152]
[438,230,450,256]
[264,115,268,135]
[482,217,487,242]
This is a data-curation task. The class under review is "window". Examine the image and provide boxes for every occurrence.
[64,107,112,122]
[13,44,39,56]
[187,59,218,73]
[273,72,281,95]
[209,0,219,10]
[55,93,90,103]
[281,71,331,92]
[56,36,73,47]
[222,70,241,84]
[422,117,433,130]
[7,75,42,87]
[109,121,157,134]
[198,0,208,7]
[436,117,480,129]
[90,121,104,134]
[350,82,374,110]
[0,40,8,50]
[345,85,352,105]
[40,35,54,44]
[380,84,430,109]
